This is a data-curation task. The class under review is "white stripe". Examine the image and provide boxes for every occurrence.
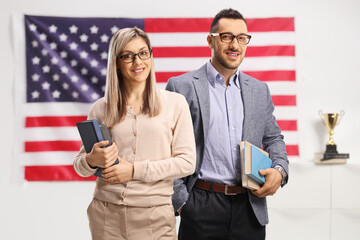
[22,152,77,166]
[240,57,295,71]
[159,82,297,96]
[249,32,296,46]
[149,33,208,47]
[24,127,80,141]
[148,32,295,47]
[154,56,295,72]
[24,102,92,116]
[267,82,297,95]
[156,83,167,90]
[154,57,208,72]
[282,131,298,145]
[288,156,300,161]
[273,106,298,119]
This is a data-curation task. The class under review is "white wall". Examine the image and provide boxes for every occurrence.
[1,0,360,239]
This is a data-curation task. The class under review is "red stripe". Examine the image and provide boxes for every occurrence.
[145,17,294,33]
[145,18,212,32]
[243,70,296,81]
[247,18,294,32]
[277,120,297,131]
[152,46,294,58]
[156,72,187,83]
[272,95,296,106]
[26,116,87,127]
[156,70,296,83]
[25,165,96,181]
[286,145,299,156]
[25,141,81,152]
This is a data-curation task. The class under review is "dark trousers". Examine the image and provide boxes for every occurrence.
[178,187,265,240]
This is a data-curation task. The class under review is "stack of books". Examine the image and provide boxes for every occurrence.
[240,141,272,190]
[76,119,119,177]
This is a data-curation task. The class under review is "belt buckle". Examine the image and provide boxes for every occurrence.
[224,184,237,195]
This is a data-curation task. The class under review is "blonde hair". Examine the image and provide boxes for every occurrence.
[104,27,160,127]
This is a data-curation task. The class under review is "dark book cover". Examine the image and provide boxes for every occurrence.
[76,120,104,153]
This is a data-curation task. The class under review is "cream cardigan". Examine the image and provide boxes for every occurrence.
[74,90,196,207]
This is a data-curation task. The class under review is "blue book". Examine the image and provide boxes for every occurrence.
[76,119,118,178]
[245,145,272,186]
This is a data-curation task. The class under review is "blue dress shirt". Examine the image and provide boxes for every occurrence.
[199,61,244,185]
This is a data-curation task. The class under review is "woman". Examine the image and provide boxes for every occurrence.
[74,27,196,240]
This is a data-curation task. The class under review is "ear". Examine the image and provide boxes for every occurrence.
[207,34,214,49]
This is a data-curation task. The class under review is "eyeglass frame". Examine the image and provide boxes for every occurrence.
[117,49,153,63]
[210,32,252,45]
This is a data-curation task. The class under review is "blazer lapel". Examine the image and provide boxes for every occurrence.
[192,65,210,142]
[239,72,252,140]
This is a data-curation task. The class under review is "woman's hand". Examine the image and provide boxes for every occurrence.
[102,157,134,184]
[85,141,118,168]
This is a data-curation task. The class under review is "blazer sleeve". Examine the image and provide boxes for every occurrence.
[165,78,193,213]
[262,84,289,185]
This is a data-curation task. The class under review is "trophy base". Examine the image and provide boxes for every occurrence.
[322,153,350,160]
[322,144,349,160]
[315,157,347,165]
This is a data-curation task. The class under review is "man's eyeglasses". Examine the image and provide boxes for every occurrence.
[210,32,252,45]
[118,49,152,63]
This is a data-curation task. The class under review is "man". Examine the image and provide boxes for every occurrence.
[165,8,289,240]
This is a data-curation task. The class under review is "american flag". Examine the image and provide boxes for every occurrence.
[16,15,297,181]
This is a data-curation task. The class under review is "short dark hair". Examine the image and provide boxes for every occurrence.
[210,8,247,33]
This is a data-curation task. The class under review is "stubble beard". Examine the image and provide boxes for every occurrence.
[214,45,244,70]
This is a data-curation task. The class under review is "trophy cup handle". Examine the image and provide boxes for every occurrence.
[337,110,345,125]
[318,110,325,124]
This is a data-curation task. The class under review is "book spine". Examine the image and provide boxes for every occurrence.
[92,120,104,142]
[92,120,105,178]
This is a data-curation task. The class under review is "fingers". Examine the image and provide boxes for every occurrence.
[94,140,110,148]
[251,168,281,198]
[102,165,121,184]
[102,145,118,168]
[87,142,118,168]
[251,185,273,198]
[258,169,268,176]
[96,143,119,168]
[252,184,275,198]
[102,165,116,182]
[102,158,133,184]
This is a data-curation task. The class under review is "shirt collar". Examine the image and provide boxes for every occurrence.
[206,61,241,89]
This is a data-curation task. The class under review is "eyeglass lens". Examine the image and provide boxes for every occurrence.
[220,33,250,45]
[120,50,152,63]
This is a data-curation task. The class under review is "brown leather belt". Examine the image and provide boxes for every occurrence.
[194,180,246,195]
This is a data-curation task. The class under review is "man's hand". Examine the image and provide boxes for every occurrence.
[251,168,282,198]
[102,157,134,184]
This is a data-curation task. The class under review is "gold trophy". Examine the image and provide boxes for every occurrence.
[318,110,349,160]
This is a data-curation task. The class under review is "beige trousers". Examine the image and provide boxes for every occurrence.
[87,198,177,240]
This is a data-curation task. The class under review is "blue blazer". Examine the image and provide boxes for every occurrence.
[165,64,289,226]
